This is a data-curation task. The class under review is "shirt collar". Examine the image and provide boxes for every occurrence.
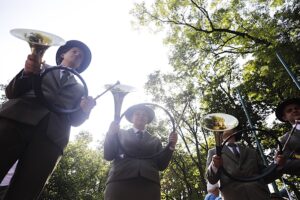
[133,127,145,133]
[226,142,238,147]
[292,123,300,131]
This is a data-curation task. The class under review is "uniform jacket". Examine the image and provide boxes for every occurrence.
[104,128,174,184]
[206,144,271,200]
[279,129,300,175]
[280,129,300,157]
[0,67,89,150]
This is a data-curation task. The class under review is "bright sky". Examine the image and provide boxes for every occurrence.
[0,0,171,143]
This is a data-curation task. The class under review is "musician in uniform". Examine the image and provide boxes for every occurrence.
[0,40,96,199]
[275,98,300,176]
[103,104,177,200]
[206,127,278,200]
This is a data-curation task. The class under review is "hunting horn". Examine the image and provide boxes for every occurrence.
[10,28,65,67]
[201,113,239,156]
[106,82,135,122]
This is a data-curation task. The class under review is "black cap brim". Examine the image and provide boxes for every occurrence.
[124,104,155,124]
[56,40,91,73]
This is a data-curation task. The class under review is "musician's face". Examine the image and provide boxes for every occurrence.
[282,103,300,124]
[222,129,236,143]
[61,47,84,69]
[132,109,149,128]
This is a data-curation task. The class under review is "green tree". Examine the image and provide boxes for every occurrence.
[40,132,110,200]
[132,0,300,198]
[0,84,7,103]
[132,0,300,112]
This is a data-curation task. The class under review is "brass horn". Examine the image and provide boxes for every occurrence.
[10,28,65,67]
[106,82,135,122]
[201,113,239,155]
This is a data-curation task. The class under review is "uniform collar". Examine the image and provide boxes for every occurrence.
[292,123,300,131]
[133,127,145,133]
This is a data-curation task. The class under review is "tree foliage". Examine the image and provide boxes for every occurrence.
[40,132,110,200]
[132,0,300,199]
[0,84,7,103]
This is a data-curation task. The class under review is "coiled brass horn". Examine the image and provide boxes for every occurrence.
[202,114,284,183]
[10,28,65,67]
[201,113,239,155]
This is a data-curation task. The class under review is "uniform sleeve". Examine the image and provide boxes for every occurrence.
[250,148,281,184]
[279,133,292,157]
[5,69,34,99]
[206,148,221,184]
[155,141,174,171]
[67,109,90,127]
[103,130,120,161]
[66,84,90,127]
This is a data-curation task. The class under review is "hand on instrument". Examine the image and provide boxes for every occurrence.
[275,152,286,167]
[24,54,41,75]
[169,132,178,150]
[212,155,223,169]
[80,96,96,114]
[108,121,120,136]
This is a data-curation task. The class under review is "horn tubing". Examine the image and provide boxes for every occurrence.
[220,128,282,182]
[117,103,176,159]
[237,89,279,192]
[237,89,268,164]
[281,120,299,153]
[276,51,300,90]
[113,92,129,123]
[33,66,88,114]
[94,81,120,101]
[120,103,175,133]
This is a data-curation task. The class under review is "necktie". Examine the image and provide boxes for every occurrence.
[136,131,143,140]
[227,143,240,158]
[60,70,70,84]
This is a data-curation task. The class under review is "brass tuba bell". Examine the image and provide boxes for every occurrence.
[201,113,239,155]
[10,28,65,67]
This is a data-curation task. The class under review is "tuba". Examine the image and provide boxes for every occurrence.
[106,82,135,122]
[201,113,239,155]
[10,28,65,67]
